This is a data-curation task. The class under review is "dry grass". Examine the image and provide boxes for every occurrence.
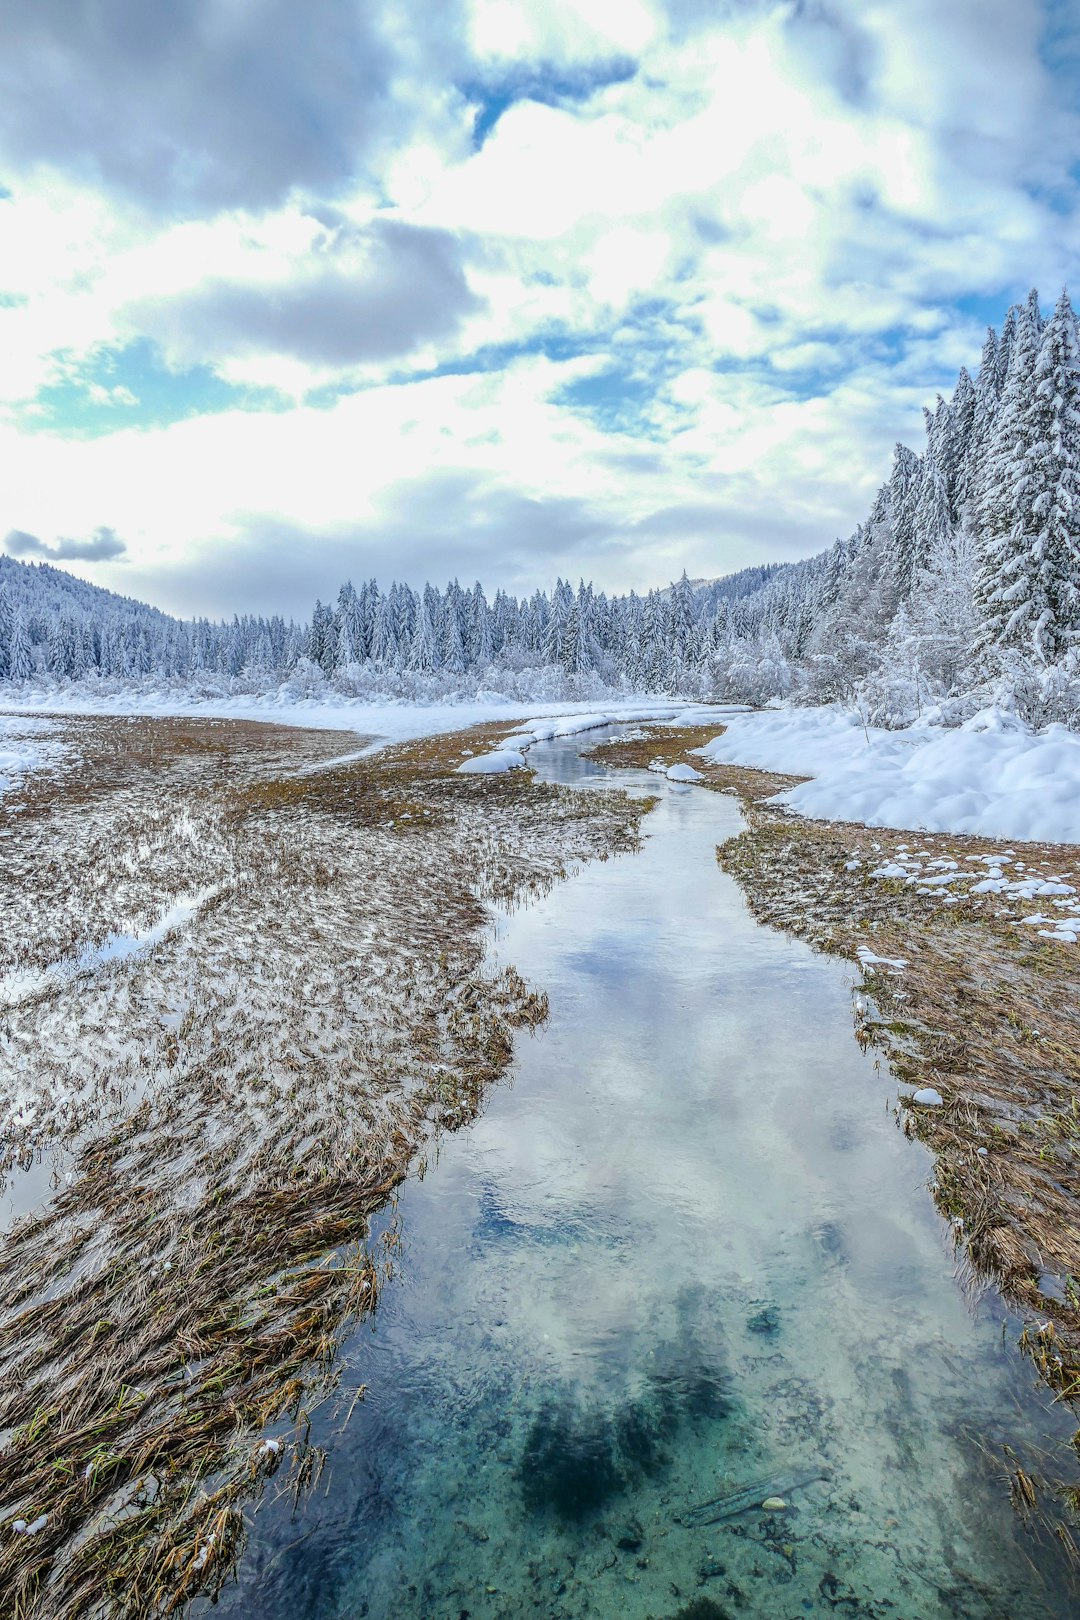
[0,713,648,1619]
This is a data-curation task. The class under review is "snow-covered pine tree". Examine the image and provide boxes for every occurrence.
[407,597,437,673]
[975,290,1045,655]
[941,370,975,523]
[961,328,1001,527]
[7,609,33,681]
[1013,287,1080,661]
[0,585,12,679]
[910,417,953,594]
[890,443,924,592]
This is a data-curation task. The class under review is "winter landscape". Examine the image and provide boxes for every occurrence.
[5,3,1080,1619]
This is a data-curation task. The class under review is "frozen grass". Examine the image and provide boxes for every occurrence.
[0,714,648,1619]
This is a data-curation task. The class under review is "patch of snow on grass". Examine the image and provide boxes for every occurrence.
[0,715,63,799]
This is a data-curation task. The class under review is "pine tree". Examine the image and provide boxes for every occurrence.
[0,585,12,679]
[889,444,924,591]
[7,610,32,681]
[336,582,364,667]
[441,595,465,674]
[370,592,396,666]
[407,598,437,673]
[976,292,1044,653]
[941,371,974,522]
[1013,288,1080,660]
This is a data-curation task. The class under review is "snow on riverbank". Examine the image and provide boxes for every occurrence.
[698,706,1080,845]
[1,693,743,756]
[456,704,747,774]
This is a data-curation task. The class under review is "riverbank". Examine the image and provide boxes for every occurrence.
[593,720,1080,1531]
[0,714,649,1619]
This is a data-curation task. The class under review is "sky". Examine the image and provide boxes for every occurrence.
[1,0,1080,620]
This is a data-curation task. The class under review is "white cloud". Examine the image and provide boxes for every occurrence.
[467,0,656,64]
[0,0,1078,612]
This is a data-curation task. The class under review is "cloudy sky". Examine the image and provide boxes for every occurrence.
[1,0,1079,618]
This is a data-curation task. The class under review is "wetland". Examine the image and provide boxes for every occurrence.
[0,713,1079,1618]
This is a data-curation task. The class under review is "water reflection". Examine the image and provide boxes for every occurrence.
[207,729,1079,1620]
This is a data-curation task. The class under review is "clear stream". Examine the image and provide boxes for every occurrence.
[205,729,1080,1620]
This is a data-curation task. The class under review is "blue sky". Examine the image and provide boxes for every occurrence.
[1,0,1079,618]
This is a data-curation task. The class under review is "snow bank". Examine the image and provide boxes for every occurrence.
[455,749,529,776]
[457,704,748,778]
[698,706,1080,844]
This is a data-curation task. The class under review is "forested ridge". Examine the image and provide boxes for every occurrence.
[3,288,1079,724]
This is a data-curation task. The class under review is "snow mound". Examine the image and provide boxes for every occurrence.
[698,707,1080,844]
[455,749,529,775]
[666,762,703,782]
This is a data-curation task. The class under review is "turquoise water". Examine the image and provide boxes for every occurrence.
[208,731,1079,1620]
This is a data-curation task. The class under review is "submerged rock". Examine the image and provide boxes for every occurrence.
[747,1304,781,1337]
[761,1496,787,1511]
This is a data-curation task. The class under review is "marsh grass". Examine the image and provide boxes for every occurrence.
[0,715,649,1618]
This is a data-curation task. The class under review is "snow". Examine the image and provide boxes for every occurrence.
[453,704,744,777]
[1,694,744,758]
[11,1515,48,1535]
[697,706,1080,845]
[0,714,63,799]
[911,1088,944,1107]
[455,749,529,775]
[856,946,908,970]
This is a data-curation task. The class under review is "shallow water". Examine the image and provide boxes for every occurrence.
[208,730,1079,1620]
[0,887,217,1009]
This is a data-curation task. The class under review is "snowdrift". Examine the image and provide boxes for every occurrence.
[699,707,1080,845]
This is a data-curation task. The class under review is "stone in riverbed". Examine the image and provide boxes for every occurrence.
[761,1497,787,1512]
[747,1304,781,1336]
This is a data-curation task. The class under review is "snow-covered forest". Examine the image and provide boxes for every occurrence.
[3,288,1080,725]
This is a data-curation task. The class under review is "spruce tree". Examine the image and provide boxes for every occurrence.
[1015,288,1080,660]
[975,293,1044,652]
[0,585,11,679]
[8,610,32,681]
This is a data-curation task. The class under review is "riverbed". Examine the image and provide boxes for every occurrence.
[204,728,1079,1620]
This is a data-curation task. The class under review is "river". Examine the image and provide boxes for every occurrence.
[205,727,1079,1620]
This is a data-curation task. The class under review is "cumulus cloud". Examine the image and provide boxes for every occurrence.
[0,0,398,214]
[1,0,1080,614]
[122,484,616,618]
[133,221,482,368]
[4,526,127,561]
